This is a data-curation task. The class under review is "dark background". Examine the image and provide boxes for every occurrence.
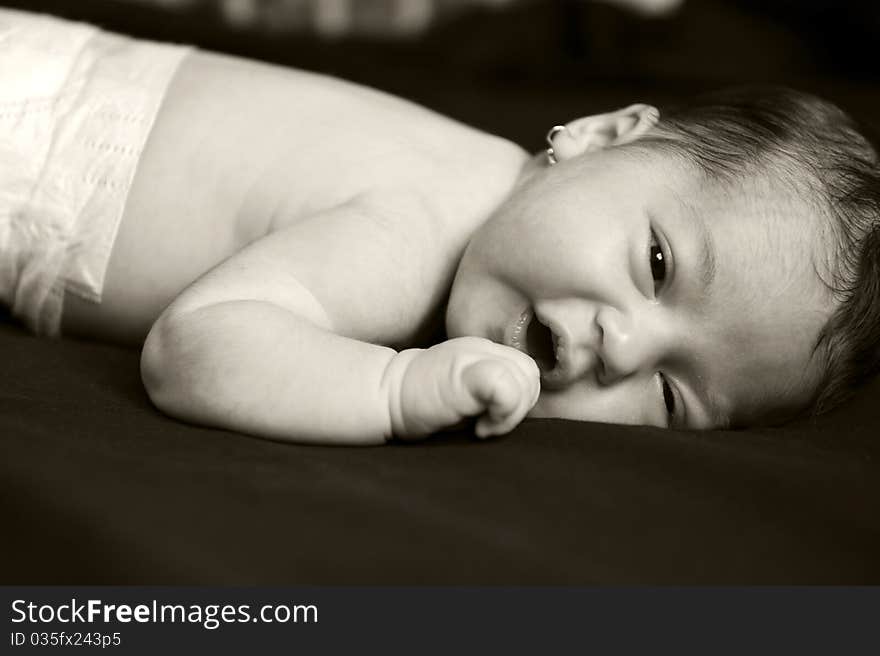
[3,0,879,147]
[1,1,878,584]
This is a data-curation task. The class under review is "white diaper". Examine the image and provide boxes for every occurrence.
[0,9,190,336]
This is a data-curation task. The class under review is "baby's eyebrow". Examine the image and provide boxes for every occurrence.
[671,190,717,299]
[695,214,717,296]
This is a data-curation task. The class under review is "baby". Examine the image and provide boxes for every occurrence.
[3,9,879,444]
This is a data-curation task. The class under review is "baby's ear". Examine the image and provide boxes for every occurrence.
[550,104,659,161]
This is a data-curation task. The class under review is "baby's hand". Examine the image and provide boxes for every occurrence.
[389,337,541,440]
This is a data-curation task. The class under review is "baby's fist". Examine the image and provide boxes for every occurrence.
[388,336,541,440]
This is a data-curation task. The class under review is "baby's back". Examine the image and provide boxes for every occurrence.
[61,49,525,344]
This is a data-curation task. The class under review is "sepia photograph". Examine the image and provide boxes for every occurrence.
[1,0,878,593]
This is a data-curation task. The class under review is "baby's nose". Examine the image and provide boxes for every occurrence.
[595,305,664,383]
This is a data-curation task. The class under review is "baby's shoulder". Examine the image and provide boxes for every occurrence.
[361,128,528,249]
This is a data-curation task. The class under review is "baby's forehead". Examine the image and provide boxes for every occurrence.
[672,153,829,240]
[690,188,837,426]
[702,185,831,290]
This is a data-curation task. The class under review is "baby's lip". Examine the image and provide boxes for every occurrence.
[506,306,571,388]
[533,308,572,389]
[507,306,601,389]
[506,306,534,353]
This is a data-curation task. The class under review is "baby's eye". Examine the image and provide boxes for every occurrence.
[649,229,666,292]
[659,373,676,425]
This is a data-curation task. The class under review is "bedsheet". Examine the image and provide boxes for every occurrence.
[2,320,878,583]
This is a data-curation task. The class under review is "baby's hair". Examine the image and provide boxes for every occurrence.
[635,86,880,418]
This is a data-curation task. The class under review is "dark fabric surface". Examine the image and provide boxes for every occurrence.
[1,0,879,585]
[2,320,878,584]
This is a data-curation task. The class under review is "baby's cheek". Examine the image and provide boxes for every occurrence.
[528,387,585,420]
[530,381,654,426]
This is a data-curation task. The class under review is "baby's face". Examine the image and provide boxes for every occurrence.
[446,147,835,429]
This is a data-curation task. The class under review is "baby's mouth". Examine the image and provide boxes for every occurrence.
[510,308,560,376]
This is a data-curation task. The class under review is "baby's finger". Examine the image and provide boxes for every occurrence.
[487,340,540,377]
[495,347,541,411]
[462,360,521,438]
[492,357,541,433]
[484,341,541,402]
[513,354,541,410]
[462,359,520,408]
[475,389,526,438]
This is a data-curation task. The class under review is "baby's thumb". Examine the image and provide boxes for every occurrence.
[461,360,521,438]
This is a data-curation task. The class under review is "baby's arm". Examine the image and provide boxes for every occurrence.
[140,194,539,444]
